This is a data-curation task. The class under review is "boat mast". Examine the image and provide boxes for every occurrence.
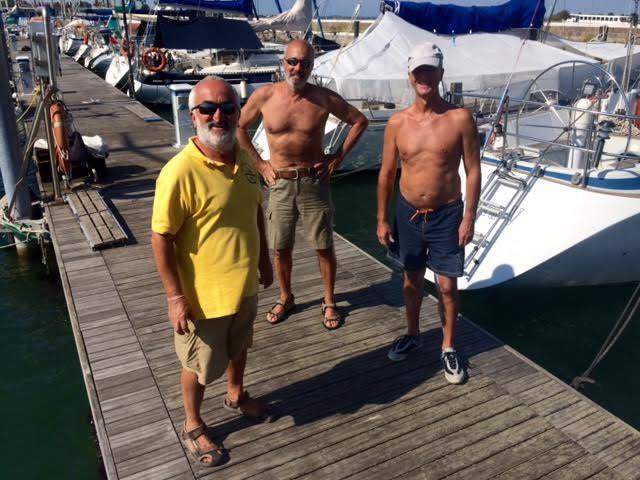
[622,0,639,92]
[311,0,324,38]
[273,0,282,13]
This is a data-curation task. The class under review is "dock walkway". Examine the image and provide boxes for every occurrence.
[43,56,640,479]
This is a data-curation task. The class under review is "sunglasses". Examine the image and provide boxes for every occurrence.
[284,57,312,69]
[191,101,237,116]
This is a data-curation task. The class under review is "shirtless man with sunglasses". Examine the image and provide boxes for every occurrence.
[238,39,368,330]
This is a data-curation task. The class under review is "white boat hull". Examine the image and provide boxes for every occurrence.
[424,159,640,289]
[104,55,130,89]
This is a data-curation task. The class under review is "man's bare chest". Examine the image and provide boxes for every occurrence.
[397,121,462,160]
[263,98,328,136]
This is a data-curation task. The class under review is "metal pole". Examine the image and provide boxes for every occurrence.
[120,0,135,99]
[622,0,639,93]
[273,0,283,14]
[0,16,32,219]
[41,7,62,200]
[311,0,324,38]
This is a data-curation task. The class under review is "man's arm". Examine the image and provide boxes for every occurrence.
[323,91,369,177]
[256,207,273,288]
[237,85,276,185]
[458,109,481,247]
[377,115,401,248]
[151,232,192,335]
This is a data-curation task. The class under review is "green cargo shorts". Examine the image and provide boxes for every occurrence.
[267,177,334,251]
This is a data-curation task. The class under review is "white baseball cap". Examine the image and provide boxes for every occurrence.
[408,42,444,72]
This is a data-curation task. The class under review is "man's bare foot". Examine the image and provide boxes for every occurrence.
[182,421,223,466]
[266,294,295,324]
[321,301,343,330]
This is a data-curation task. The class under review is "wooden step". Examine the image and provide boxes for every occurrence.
[65,188,128,249]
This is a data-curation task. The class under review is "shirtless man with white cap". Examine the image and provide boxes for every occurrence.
[377,42,481,384]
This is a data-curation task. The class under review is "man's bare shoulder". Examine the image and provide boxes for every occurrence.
[387,108,411,130]
[250,83,277,106]
[446,104,474,122]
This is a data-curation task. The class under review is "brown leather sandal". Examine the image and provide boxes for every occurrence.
[266,294,295,324]
[321,301,343,330]
[222,390,274,423]
[181,422,224,467]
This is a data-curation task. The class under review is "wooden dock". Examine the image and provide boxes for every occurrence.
[39,55,640,479]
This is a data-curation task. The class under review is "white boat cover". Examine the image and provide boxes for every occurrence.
[251,0,312,33]
[313,13,597,105]
[545,34,640,84]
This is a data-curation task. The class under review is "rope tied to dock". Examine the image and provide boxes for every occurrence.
[571,282,640,390]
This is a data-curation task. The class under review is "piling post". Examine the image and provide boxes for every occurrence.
[0,16,32,220]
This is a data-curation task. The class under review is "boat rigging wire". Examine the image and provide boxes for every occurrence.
[571,283,640,390]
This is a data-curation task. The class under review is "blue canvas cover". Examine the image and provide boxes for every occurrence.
[153,15,263,50]
[382,0,545,34]
[157,0,254,16]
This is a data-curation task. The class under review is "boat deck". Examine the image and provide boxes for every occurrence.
[40,55,640,479]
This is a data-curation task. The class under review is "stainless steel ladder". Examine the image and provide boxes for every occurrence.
[464,154,542,280]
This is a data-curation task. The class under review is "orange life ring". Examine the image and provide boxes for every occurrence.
[49,101,71,175]
[142,47,167,73]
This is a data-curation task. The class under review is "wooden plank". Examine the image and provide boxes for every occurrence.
[77,214,102,249]
[90,211,116,243]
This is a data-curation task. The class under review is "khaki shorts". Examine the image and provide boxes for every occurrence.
[267,177,334,250]
[174,295,257,385]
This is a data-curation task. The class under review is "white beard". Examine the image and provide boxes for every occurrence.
[196,122,236,153]
[285,71,307,92]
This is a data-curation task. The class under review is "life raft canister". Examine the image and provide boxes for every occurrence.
[49,101,71,175]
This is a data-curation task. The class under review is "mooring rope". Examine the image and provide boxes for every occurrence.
[571,283,640,389]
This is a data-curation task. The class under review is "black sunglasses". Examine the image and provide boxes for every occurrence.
[191,101,237,116]
[284,57,312,69]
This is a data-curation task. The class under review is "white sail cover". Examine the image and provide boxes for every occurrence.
[545,34,640,84]
[251,0,312,33]
[313,13,596,105]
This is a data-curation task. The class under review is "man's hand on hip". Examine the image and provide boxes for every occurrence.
[377,221,394,248]
[458,218,475,247]
[259,160,277,186]
[168,296,193,335]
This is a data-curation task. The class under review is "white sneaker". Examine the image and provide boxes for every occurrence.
[441,349,465,384]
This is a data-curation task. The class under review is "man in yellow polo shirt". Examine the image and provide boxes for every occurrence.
[151,77,273,467]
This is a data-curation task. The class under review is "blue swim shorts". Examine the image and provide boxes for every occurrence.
[388,194,465,277]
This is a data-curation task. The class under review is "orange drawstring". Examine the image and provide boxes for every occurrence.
[409,208,434,223]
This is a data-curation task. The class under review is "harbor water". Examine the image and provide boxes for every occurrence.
[1,167,638,479]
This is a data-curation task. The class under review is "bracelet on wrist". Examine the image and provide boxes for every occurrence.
[167,294,185,302]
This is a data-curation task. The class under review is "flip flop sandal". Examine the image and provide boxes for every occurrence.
[266,294,295,324]
[222,390,274,423]
[321,301,343,330]
[181,422,224,467]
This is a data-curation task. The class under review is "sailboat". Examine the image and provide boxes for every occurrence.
[252,0,640,288]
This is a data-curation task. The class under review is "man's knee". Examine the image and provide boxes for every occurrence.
[437,276,458,298]
[403,270,424,294]
[274,248,293,260]
[316,247,335,261]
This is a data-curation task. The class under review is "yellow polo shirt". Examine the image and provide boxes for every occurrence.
[152,138,262,320]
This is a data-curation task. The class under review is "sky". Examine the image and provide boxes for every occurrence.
[252,0,638,18]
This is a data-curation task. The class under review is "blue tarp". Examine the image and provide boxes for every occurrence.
[382,0,545,34]
[153,15,262,49]
[157,0,254,16]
